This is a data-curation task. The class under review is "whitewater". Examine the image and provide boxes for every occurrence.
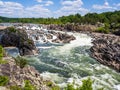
[3,25,120,90]
[26,31,120,90]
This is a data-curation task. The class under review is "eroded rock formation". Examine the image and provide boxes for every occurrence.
[90,33,120,72]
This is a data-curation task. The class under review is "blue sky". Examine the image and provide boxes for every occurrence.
[0,0,120,18]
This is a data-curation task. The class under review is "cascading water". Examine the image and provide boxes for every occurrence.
[26,31,120,90]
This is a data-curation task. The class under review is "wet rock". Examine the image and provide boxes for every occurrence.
[52,32,75,43]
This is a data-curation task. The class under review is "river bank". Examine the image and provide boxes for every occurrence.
[90,33,120,72]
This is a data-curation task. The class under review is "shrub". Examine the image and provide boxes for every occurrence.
[7,27,17,33]
[65,84,75,90]
[65,78,93,90]
[14,56,28,69]
[45,81,53,87]
[44,81,60,90]
[10,86,22,90]
[24,80,36,90]
[96,27,109,34]
[79,78,92,90]
[0,60,8,64]
[52,86,60,90]
[0,76,9,86]
[0,45,3,60]
[0,45,7,64]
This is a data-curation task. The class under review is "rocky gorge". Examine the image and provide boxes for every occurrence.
[0,23,120,90]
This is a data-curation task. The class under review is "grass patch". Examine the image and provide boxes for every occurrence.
[65,78,93,90]
[13,56,28,69]
[24,80,36,90]
[0,76,9,86]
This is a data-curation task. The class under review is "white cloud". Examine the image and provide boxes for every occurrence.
[92,1,113,10]
[55,0,89,17]
[36,0,42,3]
[61,0,83,7]
[26,4,52,17]
[45,1,54,6]
[0,1,24,17]
[36,0,54,6]
[116,3,120,7]
[0,0,52,17]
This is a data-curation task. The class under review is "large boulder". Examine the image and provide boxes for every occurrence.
[52,32,75,43]
[0,27,36,55]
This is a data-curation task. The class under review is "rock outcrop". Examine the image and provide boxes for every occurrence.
[0,57,50,90]
[48,31,75,43]
[0,27,37,56]
[90,33,120,72]
[47,24,97,31]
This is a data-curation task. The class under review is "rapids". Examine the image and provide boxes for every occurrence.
[26,32,120,90]
[1,23,119,90]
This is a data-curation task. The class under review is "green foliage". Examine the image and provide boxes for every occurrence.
[79,78,92,90]
[0,10,120,33]
[51,86,60,90]
[10,80,36,90]
[7,27,17,33]
[10,86,22,90]
[0,45,7,64]
[14,56,28,69]
[96,27,109,34]
[27,39,33,44]
[44,81,60,90]
[24,80,36,90]
[0,60,8,64]
[65,84,75,90]
[0,76,9,86]
[0,45,3,60]
[65,78,93,90]
[45,81,53,87]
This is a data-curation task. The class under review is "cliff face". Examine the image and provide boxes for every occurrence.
[90,33,120,72]
[0,27,36,56]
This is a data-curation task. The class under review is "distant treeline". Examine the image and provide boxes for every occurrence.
[0,10,120,25]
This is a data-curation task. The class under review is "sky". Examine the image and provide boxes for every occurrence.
[0,0,120,18]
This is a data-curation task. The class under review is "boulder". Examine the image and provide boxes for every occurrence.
[0,27,36,56]
[52,32,75,43]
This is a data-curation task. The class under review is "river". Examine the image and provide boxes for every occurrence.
[26,32,120,90]
[2,23,120,90]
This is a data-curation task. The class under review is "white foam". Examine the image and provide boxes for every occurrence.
[40,72,65,82]
[56,33,92,54]
[114,85,120,90]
